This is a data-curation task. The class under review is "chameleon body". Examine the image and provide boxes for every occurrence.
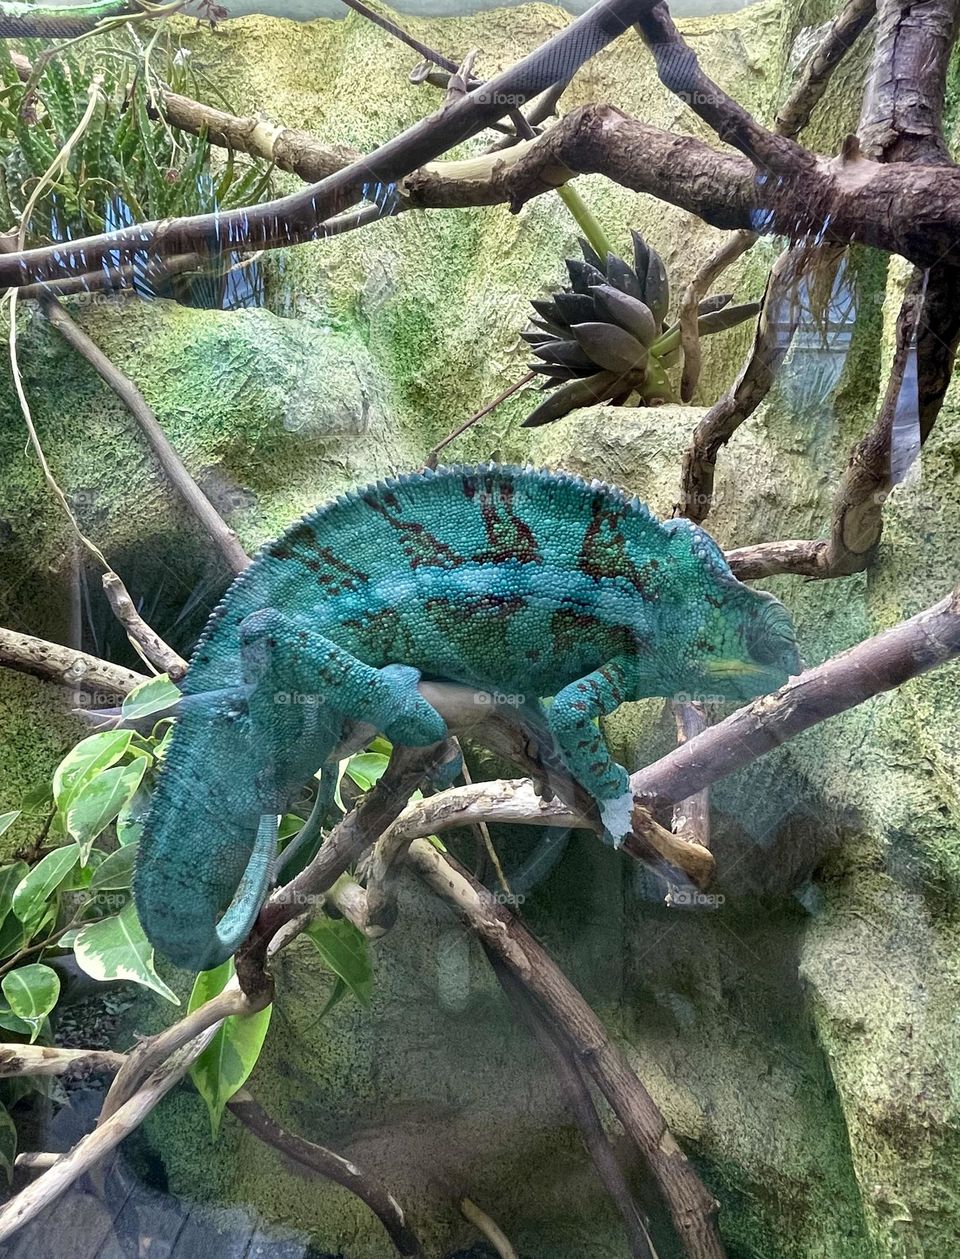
[135,464,800,972]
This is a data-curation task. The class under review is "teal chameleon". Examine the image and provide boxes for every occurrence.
[135,465,800,971]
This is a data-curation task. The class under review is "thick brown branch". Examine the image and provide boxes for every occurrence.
[630,585,960,809]
[633,1,816,173]
[859,0,959,162]
[411,842,725,1259]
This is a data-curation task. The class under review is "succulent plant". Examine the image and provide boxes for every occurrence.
[521,232,760,428]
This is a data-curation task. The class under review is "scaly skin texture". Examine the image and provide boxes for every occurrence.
[135,464,800,971]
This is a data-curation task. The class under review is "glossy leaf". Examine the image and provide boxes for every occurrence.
[12,845,79,926]
[588,284,657,345]
[52,731,132,808]
[0,812,20,840]
[73,903,179,1004]
[121,674,180,722]
[304,915,373,1006]
[570,322,648,373]
[2,964,60,1042]
[90,843,137,893]
[66,760,146,862]
[187,959,272,1139]
[344,752,390,792]
[521,370,619,428]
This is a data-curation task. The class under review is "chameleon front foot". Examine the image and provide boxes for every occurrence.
[599,789,636,848]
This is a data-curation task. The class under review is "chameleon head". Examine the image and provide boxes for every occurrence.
[655,523,801,702]
[684,584,802,702]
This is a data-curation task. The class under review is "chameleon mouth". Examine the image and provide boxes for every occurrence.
[702,659,769,678]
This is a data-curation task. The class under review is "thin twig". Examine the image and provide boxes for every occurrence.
[101,573,188,679]
[228,1089,424,1257]
[459,1196,518,1259]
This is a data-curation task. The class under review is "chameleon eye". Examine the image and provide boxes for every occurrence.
[746,596,799,668]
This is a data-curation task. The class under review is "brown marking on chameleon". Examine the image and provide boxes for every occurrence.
[578,495,661,599]
[364,498,466,570]
[473,477,542,566]
[462,475,477,499]
[341,608,417,662]
[705,593,724,609]
[551,607,638,660]
[526,648,540,661]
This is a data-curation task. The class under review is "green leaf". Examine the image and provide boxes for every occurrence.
[187,959,272,1139]
[53,731,132,808]
[0,811,21,839]
[89,843,136,894]
[66,760,146,862]
[121,674,180,722]
[0,862,27,926]
[2,964,60,1042]
[12,845,79,926]
[345,752,390,792]
[318,974,348,1020]
[0,1003,33,1037]
[116,784,151,847]
[73,903,179,1005]
[304,915,373,1006]
[0,1102,15,1183]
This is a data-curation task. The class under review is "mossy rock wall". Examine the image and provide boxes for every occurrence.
[1,0,958,1256]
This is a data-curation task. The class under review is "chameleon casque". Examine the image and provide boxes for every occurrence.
[135,464,800,972]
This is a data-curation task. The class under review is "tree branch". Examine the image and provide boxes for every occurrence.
[631,584,960,809]
[228,1089,425,1257]
[0,626,148,698]
[0,0,653,287]
[410,841,726,1259]
[37,297,249,576]
[776,0,878,139]
[490,955,659,1259]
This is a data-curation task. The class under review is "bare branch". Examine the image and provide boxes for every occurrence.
[670,703,709,851]
[0,626,148,697]
[228,1089,425,1257]
[859,0,959,162]
[410,841,726,1259]
[459,1196,518,1259]
[631,585,960,809]
[101,573,187,679]
[677,244,813,521]
[776,0,878,139]
[38,297,249,576]
[0,1033,218,1245]
[365,778,714,933]
[0,1045,124,1078]
[0,0,654,287]
[491,956,659,1259]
